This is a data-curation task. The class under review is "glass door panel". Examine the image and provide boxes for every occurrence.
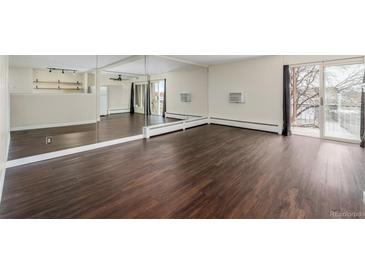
[324,63,364,141]
[150,80,164,116]
[290,65,321,137]
[150,82,160,115]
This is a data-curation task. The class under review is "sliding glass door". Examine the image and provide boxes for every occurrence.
[324,62,364,142]
[134,83,147,114]
[290,58,364,143]
[150,80,164,116]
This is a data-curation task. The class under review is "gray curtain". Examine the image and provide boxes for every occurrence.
[130,82,134,114]
[282,65,292,136]
[360,70,365,147]
[145,81,151,115]
[162,79,167,118]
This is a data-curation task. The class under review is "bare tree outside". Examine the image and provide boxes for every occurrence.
[290,65,320,131]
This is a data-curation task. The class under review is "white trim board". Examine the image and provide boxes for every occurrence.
[143,117,209,138]
[165,112,202,120]
[108,108,130,115]
[209,117,281,134]
[6,134,144,168]
[6,132,10,161]
[11,120,97,131]
[0,134,11,203]
[0,166,6,203]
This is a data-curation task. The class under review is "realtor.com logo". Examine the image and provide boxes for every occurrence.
[330,210,365,218]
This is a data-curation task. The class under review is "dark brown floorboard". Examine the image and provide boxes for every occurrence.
[8,113,178,160]
[1,124,364,218]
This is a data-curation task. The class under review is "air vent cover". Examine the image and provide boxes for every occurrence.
[180,93,192,102]
[229,92,245,103]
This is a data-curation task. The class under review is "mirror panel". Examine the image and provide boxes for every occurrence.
[8,55,98,160]
[8,55,208,160]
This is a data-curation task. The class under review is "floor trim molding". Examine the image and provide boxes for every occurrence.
[11,120,98,131]
[6,134,144,168]
[0,133,11,202]
[143,117,208,138]
[108,109,130,115]
[165,112,202,120]
[210,117,281,134]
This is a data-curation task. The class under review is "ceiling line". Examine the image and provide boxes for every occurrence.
[157,55,208,68]
[99,55,144,70]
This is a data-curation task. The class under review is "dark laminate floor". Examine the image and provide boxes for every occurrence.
[8,113,178,160]
[1,124,364,218]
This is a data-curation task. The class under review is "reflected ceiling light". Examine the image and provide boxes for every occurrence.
[47,67,76,74]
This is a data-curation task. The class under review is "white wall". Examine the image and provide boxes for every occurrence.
[209,56,283,126]
[108,85,131,112]
[99,73,131,113]
[0,56,9,201]
[8,67,33,93]
[9,67,97,129]
[10,93,97,130]
[151,67,208,117]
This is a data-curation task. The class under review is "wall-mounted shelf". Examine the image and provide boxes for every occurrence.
[33,79,82,85]
[34,86,81,91]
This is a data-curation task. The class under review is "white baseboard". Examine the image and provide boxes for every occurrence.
[108,108,130,115]
[0,165,5,203]
[1,133,11,203]
[143,117,209,138]
[11,120,97,131]
[6,132,10,161]
[210,117,281,134]
[6,134,144,168]
[165,112,202,120]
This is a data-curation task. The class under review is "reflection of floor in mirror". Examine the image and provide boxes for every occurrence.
[8,113,178,160]
[97,113,178,142]
[1,125,364,218]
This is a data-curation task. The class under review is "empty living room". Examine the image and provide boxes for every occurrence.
[0,1,364,274]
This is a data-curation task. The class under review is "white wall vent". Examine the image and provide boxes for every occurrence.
[229,92,245,103]
[180,93,192,102]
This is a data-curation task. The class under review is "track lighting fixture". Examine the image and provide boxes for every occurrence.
[47,67,77,74]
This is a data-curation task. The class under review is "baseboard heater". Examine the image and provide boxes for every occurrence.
[143,117,208,138]
[165,112,202,120]
[209,117,281,134]
[108,108,130,115]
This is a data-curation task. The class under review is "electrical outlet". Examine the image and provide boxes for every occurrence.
[46,136,53,144]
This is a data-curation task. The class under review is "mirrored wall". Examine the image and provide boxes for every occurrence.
[8,55,208,160]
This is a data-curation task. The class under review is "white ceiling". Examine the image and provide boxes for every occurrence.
[9,55,260,74]
[9,55,130,71]
[168,55,260,65]
[107,56,192,75]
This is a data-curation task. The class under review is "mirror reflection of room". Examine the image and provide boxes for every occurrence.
[8,55,208,161]
[95,55,197,142]
[8,55,98,160]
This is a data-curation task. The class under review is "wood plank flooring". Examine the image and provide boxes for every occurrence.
[8,113,177,160]
[1,124,364,218]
